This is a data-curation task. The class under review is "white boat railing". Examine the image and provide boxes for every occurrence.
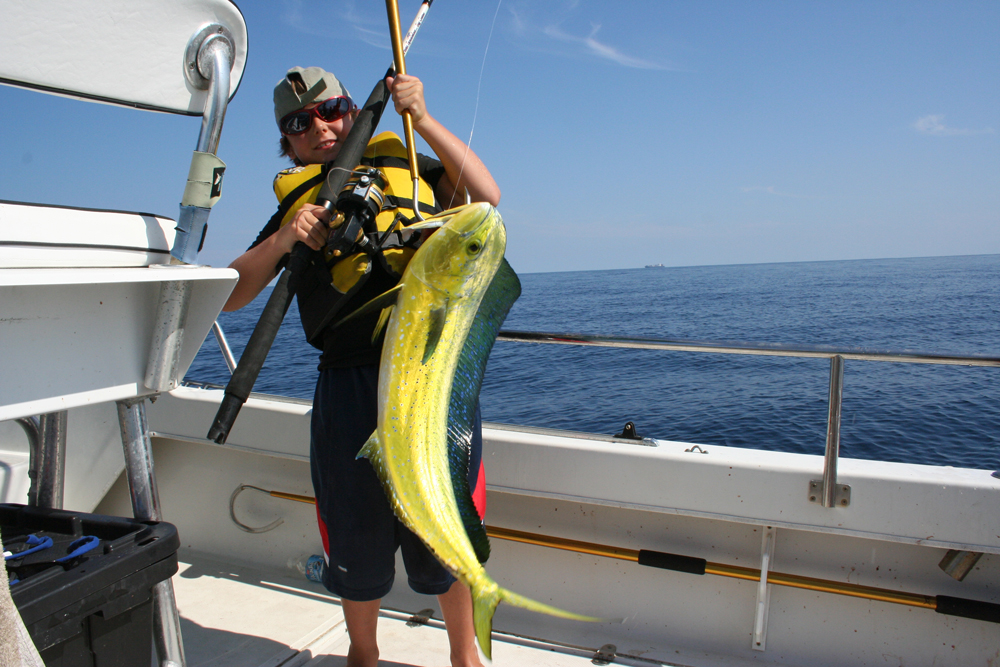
[210,322,1000,511]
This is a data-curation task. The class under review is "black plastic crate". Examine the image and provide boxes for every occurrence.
[1,504,179,667]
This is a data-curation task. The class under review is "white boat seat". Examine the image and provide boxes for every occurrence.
[0,201,177,269]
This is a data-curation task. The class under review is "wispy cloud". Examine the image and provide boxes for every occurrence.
[740,186,806,199]
[912,114,994,136]
[506,4,682,71]
[280,0,388,49]
[543,24,676,71]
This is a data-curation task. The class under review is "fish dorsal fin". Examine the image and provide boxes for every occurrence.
[448,423,488,563]
[448,257,521,563]
[422,302,448,364]
[330,284,403,331]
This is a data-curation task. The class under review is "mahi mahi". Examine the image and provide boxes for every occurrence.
[351,202,594,658]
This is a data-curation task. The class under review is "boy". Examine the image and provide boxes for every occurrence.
[224,66,499,667]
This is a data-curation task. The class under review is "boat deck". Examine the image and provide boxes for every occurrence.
[174,552,626,667]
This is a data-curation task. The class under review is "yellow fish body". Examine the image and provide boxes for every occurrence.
[356,202,593,658]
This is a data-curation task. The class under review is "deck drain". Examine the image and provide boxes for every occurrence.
[405,608,435,627]
[592,643,617,665]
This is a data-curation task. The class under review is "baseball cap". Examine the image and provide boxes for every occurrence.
[273,66,351,124]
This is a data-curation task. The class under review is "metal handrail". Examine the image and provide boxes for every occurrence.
[496,330,1000,367]
[210,322,999,509]
[212,321,238,374]
[496,329,1000,509]
[823,356,845,508]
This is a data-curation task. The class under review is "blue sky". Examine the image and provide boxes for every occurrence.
[1,1,996,273]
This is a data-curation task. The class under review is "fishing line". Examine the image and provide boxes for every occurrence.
[447,0,503,209]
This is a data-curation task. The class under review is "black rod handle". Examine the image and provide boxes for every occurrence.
[637,549,708,575]
[207,78,393,442]
[206,2,433,441]
[935,595,1000,624]
[207,269,294,444]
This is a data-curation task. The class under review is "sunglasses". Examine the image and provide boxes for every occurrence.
[279,96,356,135]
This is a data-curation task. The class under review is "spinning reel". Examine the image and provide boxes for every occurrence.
[325,167,387,259]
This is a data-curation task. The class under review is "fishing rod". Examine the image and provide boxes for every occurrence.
[207,0,434,445]
[486,526,1000,625]
[227,484,1000,625]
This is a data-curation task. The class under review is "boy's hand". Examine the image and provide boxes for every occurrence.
[282,202,331,251]
[386,74,427,125]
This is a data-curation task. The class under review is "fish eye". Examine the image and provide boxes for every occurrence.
[467,241,481,255]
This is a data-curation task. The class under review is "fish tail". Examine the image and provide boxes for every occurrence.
[470,580,601,660]
[471,581,501,661]
[499,587,602,623]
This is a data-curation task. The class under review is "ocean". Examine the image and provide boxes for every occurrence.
[185,254,1000,471]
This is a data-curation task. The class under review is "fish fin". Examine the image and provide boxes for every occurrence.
[421,302,448,364]
[446,257,521,561]
[370,305,395,345]
[448,424,490,564]
[471,583,501,660]
[357,431,380,463]
[357,431,414,526]
[498,587,602,623]
[331,284,402,331]
[404,219,445,231]
[455,259,521,381]
[469,579,601,659]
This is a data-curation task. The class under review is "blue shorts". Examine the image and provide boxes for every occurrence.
[310,364,483,601]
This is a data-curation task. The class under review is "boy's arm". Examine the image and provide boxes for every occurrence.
[224,203,331,311]
[387,74,501,208]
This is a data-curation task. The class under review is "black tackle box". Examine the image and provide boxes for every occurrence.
[0,504,179,667]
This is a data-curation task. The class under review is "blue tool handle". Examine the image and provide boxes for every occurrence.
[3,534,53,560]
[55,535,100,562]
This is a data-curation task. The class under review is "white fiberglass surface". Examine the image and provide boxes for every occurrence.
[0,0,247,114]
[0,268,237,421]
[0,202,175,268]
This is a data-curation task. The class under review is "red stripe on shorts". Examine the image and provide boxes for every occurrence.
[316,504,330,562]
[472,460,487,519]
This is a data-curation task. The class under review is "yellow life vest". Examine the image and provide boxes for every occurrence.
[272,131,442,344]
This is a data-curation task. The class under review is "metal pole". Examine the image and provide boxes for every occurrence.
[150,580,185,667]
[117,399,161,518]
[15,417,41,506]
[145,280,192,392]
[195,33,233,156]
[149,26,236,390]
[34,412,67,509]
[495,329,1000,367]
[822,355,844,508]
[116,399,186,667]
[212,321,237,374]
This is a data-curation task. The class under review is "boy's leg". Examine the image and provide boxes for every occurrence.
[342,598,382,667]
[311,367,397,666]
[438,581,485,667]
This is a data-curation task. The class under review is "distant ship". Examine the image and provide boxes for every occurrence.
[644,263,666,268]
